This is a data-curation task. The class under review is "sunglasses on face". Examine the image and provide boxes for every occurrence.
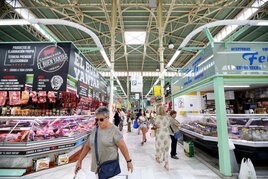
[96,118,105,122]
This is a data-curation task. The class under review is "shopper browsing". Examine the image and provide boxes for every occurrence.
[138,110,148,145]
[74,106,133,179]
[154,106,171,170]
[169,110,180,159]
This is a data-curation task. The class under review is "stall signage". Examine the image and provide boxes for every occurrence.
[33,43,70,91]
[68,45,100,91]
[0,75,26,91]
[214,43,268,74]
[178,46,215,89]
[77,81,89,97]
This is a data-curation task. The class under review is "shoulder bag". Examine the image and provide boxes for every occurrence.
[94,127,121,179]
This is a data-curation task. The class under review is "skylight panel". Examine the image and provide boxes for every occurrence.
[125,31,146,45]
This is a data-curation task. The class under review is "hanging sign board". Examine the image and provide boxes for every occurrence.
[213,42,268,75]
[131,75,143,92]
[153,86,161,96]
[135,93,140,100]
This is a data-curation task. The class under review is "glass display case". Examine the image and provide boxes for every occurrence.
[0,115,95,144]
[181,114,268,142]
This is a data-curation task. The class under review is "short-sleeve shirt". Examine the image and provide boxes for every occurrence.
[88,125,123,173]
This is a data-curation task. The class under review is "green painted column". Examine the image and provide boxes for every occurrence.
[213,77,232,176]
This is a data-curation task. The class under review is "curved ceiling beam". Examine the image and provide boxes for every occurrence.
[145,19,268,97]
[0,18,127,97]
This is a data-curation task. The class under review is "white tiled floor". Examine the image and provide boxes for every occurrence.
[29,128,221,179]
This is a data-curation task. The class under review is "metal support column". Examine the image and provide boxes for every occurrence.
[213,77,232,176]
[109,0,117,120]
[157,0,165,105]
[203,28,214,48]
[127,74,130,110]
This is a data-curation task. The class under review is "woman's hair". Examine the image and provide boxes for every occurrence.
[95,106,109,118]
[157,106,166,116]
[170,110,177,116]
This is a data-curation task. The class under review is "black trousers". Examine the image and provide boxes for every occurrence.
[170,135,177,157]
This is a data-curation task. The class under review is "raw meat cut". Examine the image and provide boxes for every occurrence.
[9,91,21,106]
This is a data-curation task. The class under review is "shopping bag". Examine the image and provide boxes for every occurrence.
[238,158,257,179]
[133,119,139,129]
[247,158,257,179]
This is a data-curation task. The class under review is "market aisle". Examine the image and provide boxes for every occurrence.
[30,127,220,179]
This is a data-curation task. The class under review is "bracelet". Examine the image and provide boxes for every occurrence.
[126,159,132,163]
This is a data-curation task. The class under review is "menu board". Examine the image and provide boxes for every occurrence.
[0,75,26,91]
[77,81,89,97]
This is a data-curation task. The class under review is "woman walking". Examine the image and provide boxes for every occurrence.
[154,106,171,170]
[75,106,133,179]
[138,110,148,145]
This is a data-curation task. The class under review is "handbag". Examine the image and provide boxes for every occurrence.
[133,119,139,129]
[94,127,121,179]
[170,126,183,141]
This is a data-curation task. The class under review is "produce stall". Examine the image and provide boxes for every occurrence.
[172,42,268,176]
[0,42,108,177]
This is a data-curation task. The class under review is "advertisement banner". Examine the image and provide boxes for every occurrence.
[153,85,161,96]
[32,43,70,91]
[68,44,100,89]
[0,43,70,91]
[213,42,268,75]
[131,75,143,93]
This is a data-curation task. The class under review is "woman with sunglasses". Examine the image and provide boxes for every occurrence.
[75,106,133,178]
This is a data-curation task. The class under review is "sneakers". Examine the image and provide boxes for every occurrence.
[171,155,179,159]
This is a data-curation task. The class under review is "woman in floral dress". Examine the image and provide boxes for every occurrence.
[154,106,171,169]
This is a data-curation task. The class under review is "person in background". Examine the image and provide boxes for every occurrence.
[114,108,121,127]
[154,106,171,170]
[130,111,135,124]
[138,110,148,145]
[136,109,142,135]
[74,106,133,178]
[169,110,180,159]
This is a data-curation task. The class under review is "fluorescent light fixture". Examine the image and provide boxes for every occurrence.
[125,31,146,45]
[256,22,268,26]
[0,19,30,25]
[198,55,213,67]
[166,50,181,67]
[224,85,250,88]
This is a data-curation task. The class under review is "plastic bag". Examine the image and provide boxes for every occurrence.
[238,158,257,179]
[228,139,235,150]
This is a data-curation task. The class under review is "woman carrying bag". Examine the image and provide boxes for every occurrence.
[75,106,133,179]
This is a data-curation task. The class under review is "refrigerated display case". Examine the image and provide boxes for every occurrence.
[0,115,95,175]
[180,114,268,163]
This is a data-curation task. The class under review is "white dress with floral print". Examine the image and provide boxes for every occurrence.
[154,115,171,164]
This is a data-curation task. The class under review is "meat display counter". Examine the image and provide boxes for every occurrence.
[0,115,95,176]
[180,114,268,164]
